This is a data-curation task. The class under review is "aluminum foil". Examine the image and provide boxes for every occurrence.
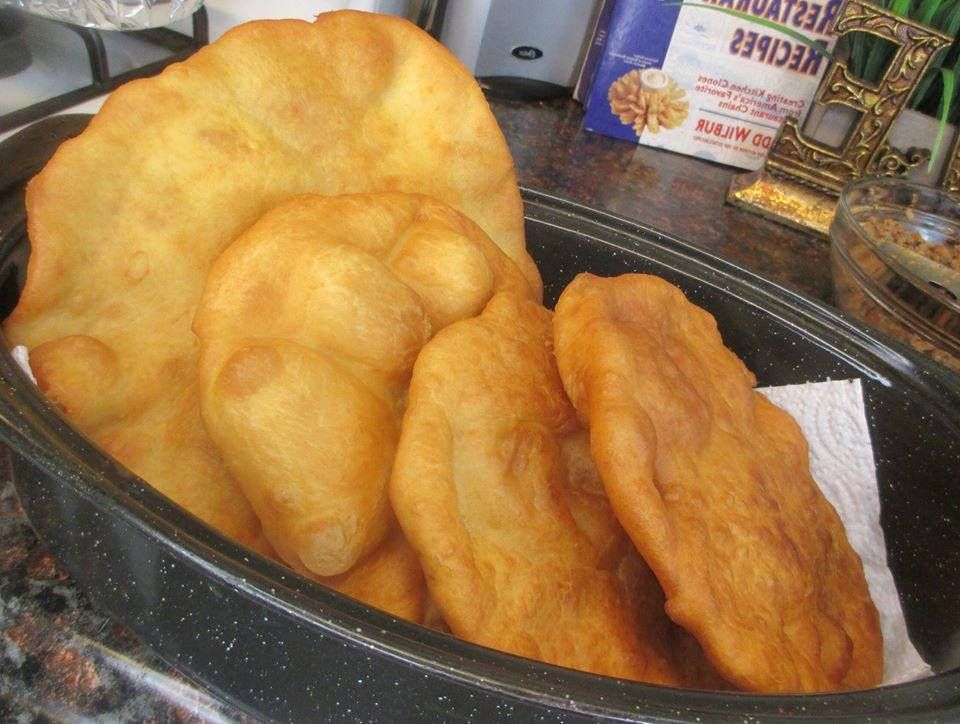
[5,0,205,30]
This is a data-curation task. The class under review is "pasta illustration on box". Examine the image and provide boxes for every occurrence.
[583,0,836,170]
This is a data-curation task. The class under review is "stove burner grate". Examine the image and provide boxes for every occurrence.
[0,7,208,134]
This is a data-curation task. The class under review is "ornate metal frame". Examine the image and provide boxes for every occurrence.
[728,0,953,238]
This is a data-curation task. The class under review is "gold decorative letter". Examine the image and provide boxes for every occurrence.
[728,0,952,236]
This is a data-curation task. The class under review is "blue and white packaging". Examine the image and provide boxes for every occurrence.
[583,0,839,169]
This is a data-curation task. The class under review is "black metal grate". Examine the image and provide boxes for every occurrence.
[0,7,208,134]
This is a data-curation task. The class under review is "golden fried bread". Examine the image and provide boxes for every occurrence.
[553,273,883,692]
[4,10,538,551]
[314,528,427,624]
[391,292,723,685]
[194,193,533,576]
[28,337,272,555]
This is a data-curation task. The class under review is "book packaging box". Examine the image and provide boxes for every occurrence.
[573,0,617,103]
[582,0,839,170]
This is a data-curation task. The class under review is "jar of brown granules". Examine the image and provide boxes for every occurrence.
[830,178,960,374]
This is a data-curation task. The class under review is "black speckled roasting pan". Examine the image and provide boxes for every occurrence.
[0,116,958,722]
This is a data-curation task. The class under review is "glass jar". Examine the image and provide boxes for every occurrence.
[830,178,960,374]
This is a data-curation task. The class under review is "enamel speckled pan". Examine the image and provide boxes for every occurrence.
[0,116,958,721]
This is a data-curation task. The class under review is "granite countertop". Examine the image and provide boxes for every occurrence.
[491,96,832,302]
[0,95,830,720]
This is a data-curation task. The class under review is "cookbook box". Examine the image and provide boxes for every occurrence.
[582,0,838,169]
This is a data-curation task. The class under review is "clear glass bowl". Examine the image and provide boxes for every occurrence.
[830,178,960,374]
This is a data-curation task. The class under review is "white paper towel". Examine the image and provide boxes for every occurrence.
[759,378,931,685]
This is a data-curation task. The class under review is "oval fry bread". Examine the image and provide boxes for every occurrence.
[391,292,724,685]
[553,273,883,693]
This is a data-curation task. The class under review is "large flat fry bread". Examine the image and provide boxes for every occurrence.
[391,292,719,685]
[195,193,533,577]
[553,273,883,693]
[4,11,536,551]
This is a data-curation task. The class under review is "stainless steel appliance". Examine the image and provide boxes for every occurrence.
[433,0,603,99]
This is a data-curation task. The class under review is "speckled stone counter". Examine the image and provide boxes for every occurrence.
[0,96,830,720]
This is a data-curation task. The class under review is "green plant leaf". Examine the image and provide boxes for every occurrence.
[949,52,960,123]
[919,0,946,25]
[859,0,916,84]
[909,0,960,111]
[913,67,940,109]
[661,2,836,61]
[929,67,955,172]
[942,0,960,39]
[849,32,870,77]
[911,40,954,110]
[933,0,960,28]
[890,0,913,17]
[863,38,896,82]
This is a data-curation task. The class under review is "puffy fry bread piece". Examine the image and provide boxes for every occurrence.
[194,193,533,577]
[4,10,537,552]
[553,273,883,693]
[391,292,722,685]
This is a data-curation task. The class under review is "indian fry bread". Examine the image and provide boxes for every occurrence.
[391,292,722,685]
[4,10,538,551]
[194,193,533,577]
[553,273,883,693]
